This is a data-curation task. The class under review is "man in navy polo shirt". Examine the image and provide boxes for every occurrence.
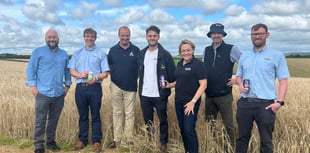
[107,26,140,148]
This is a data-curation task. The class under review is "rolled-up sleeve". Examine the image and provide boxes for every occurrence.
[26,49,39,87]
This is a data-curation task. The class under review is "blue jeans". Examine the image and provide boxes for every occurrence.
[139,96,168,144]
[75,84,102,144]
[34,93,64,149]
[236,98,275,153]
[175,100,200,153]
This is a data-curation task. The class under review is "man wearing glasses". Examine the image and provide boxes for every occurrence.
[235,23,290,153]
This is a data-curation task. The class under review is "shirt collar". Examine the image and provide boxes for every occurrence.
[252,45,268,54]
[84,44,96,51]
[117,42,132,49]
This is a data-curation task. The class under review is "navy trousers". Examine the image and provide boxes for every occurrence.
[140,96,168,144]
[75,83,103,144]
[236,98,275,153]
[175,100,201,153]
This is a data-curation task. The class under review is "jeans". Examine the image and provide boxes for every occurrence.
[34,93,64,149]
[236,98,275,153]
[75,84,103,144]
[110,82,136,143]
[175,100,201,153]
[205,93,235,146]
[139,96,168,144]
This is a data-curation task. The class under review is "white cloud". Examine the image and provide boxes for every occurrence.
[68,1,98,19]
[96,5,149,18]
[22,0,64,25]
[102,0,122,7]
[0,0,13,5]
[147,9,175,24]
[0,0,309,54]
[225,5,246,16]
[149,0,227,14]
[114,8,145,24]
[149,0,197,8]
[202,0,228,14]
[180,15,206,28]
[252,1,301,16]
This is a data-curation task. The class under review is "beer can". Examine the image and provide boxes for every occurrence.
[160,75,165,88]
[243,79,250,89]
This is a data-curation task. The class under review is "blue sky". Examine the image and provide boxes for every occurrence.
[0,0,309,55]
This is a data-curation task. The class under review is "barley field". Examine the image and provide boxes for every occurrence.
[0,59,309,153]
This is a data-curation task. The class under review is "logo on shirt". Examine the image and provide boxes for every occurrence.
[129,51,134,56]
[185,67,191,71]
[161,64,166,70]
[264,56,271,60]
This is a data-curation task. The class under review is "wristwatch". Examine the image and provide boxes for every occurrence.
[276,100,285,106]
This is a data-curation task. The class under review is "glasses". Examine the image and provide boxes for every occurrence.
[251,32,267,37]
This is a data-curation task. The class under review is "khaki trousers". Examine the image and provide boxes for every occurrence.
[110,82,136,143]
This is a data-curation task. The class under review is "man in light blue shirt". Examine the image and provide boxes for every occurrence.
[26,29,71,153]
[68,28,109,152]
[235,23,290,153]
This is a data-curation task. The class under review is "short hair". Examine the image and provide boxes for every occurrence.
[45,29,59,38]
[146,25,160,35]
[83,28,97,38]
[251,23,268,32]
[178,39,195,54]
[118,26,130,35]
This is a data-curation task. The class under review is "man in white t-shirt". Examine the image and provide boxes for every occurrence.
[138,25,176,153]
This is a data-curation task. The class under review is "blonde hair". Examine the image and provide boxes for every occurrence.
[178,39,195,54]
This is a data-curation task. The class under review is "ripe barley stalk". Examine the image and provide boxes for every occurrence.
[0,60,309,153]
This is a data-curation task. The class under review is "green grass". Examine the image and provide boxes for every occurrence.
[0,136,32,149]
[0,135,15,145]
[286,58,310,78]
[18,139,32,149]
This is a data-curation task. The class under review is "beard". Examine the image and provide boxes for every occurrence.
[120,40,130,46]
[253,43,264,48]
[252,39,266,49]
[47,41,58,50]
[148,41,158,47]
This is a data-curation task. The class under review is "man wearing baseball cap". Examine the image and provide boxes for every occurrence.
[202,23,241,149]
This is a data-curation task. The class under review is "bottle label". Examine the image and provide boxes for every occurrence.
[88,72,93,80]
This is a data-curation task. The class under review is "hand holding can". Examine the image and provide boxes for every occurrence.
[243,79,250,91]
[160,75,166,88]
[88,71,93,80]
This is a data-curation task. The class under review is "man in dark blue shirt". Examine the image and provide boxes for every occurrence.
[107,26,140,148]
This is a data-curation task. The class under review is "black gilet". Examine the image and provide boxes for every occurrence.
[203,41,234,97]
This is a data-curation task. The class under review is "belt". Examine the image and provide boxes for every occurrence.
[243,97,274,103]
[77,82,100,87]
